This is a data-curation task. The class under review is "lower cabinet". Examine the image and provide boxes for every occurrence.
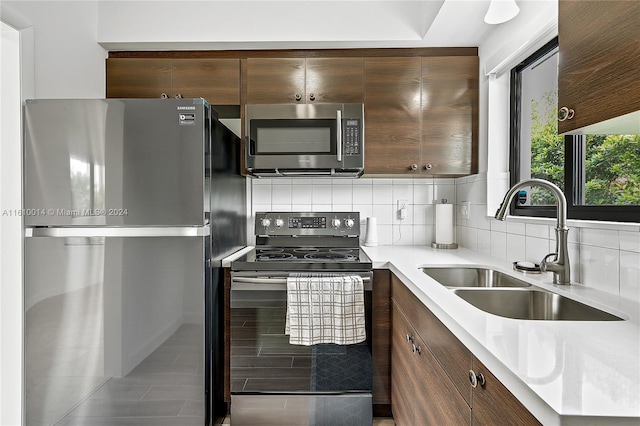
[470,357,540,426]
[390,274,541,425]
[392,301,470,425]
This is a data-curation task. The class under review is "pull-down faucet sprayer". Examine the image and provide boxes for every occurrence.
[495,179,571,285]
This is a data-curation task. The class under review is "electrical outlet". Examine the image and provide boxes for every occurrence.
[460,201,471,220]
[397,199,408,211]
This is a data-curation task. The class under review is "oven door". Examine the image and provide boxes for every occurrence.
[229,271,372,426]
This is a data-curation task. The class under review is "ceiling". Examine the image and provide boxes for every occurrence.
[96,0,556,50]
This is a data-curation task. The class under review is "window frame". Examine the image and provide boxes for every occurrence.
[509,37,640,224]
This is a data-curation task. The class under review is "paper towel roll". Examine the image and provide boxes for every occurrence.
[363,217,378,247]
[435,204,454,244]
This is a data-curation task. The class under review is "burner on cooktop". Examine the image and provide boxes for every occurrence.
[257,252,294,260]
[328,248,356,253]
[257,248,285,253]
[304,251,357,261]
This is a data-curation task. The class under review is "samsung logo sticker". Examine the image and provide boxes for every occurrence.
[177,106,196,110]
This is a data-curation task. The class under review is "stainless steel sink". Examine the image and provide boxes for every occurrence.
[452,288,624,321]
[421,267,532,288]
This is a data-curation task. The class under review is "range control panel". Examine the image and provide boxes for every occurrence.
[255,212,360,237]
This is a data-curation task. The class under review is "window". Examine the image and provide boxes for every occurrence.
[510,37,640,223]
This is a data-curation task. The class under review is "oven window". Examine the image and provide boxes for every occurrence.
[250,119,337,155]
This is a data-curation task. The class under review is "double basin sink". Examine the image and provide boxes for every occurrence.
[421,267,623,321]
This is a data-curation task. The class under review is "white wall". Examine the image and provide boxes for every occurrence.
[0,19,23,426]
[1,1,106,98]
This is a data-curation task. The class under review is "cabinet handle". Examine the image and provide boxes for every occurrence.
[412,344,421,355]
[174,93,183,99]
[425,163,433,171]
[160,93,169,99]
[410,164,418,171]
[558,106,575,121]
[295,93,302,101]
[469,370,486,388]
[405,333,413,343]
[309,93,316,101]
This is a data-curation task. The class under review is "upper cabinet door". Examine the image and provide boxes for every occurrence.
[106,58,240,104]
[305,58,364,103]
[558,0,640,133]
[172,59,240,105]
[364,57,422,175]
[106,58,172,98]
[245,58,306,104]
[421,56,478,176]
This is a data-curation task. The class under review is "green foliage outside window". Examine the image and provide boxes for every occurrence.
[530,91,640,206]
[530,91,564,205]
[584,134,640,204]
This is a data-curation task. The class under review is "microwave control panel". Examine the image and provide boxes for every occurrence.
[344,119,361,155]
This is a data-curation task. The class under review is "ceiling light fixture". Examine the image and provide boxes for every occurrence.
[484,0,520,25]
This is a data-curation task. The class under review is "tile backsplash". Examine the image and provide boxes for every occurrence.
[456,173,640,302]
[249,174,640,302]
[250,177,456,246]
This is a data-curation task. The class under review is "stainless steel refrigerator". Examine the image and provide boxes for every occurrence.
[23,98,245,426]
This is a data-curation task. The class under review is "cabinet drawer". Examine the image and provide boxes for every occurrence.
[391,274,472,405]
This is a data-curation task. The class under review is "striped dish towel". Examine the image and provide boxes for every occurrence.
[285,273,366,346]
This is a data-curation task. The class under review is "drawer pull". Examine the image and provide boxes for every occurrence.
[469,370,486,388]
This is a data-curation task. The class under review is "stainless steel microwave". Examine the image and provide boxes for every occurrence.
[245,103,364,178]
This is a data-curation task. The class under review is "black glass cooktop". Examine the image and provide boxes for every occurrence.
[231,246,372,271]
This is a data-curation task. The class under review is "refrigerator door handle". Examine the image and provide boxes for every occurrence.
[26,226,211,238]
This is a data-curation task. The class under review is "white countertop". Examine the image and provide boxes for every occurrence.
[361,245,640,426]
[221,246,254,267]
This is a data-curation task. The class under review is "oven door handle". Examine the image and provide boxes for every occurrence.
[231,275,372,291]
[231,276,371,284]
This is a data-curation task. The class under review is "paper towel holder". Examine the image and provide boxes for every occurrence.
[432,198,458,249]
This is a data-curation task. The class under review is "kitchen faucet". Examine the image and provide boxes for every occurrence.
[495,179,571,285]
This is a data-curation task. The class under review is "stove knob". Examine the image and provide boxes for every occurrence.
[275,218,285,228]
[331,218,342,229]
[260,218,272,228]
[345,218,355,229]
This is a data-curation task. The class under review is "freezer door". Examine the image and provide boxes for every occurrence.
[24,234,208,425]
[23,99,209,226]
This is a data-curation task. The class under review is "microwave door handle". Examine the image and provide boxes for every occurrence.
[336,109,342,162]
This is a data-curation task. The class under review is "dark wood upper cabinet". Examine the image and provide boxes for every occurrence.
[421,56,478,176]
[245,58,306,104]
[106,48,477,177]
[305,58,364,103]
[558,0,640,133]
[364,57,422,175]
[106,58,240,104]
[245,57,364,104]
[172,59,240,104]
[106,58,172,98]
[364,56,478,176]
